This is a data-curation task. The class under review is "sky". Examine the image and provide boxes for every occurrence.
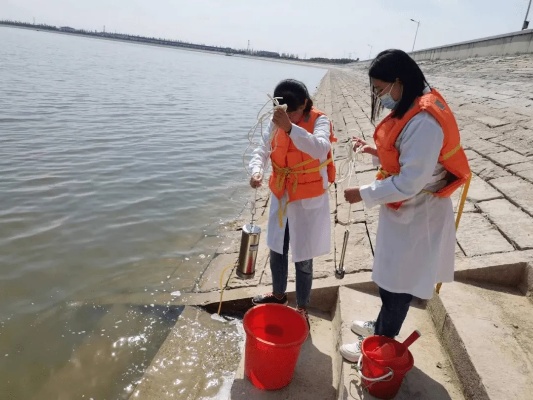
[1,0,531,59]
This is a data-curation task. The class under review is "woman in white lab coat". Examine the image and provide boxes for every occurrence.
[340,49,470,362]
[249,79,336,326]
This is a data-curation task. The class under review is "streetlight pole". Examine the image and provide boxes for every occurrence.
[523,0,532,30]
[410,18,420,52]
[367,44,373,59]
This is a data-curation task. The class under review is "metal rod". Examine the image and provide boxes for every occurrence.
[338,230,350,270]
[410,19,420,52]
[523,0,532,30]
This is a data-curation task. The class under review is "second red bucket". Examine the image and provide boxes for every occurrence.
[243,303,308,390]
[357,331,420,399]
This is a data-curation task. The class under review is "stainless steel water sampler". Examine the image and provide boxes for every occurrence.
[236,223,261,279]
[236,191,261,279]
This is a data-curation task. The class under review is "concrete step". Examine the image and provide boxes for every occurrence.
[337,286,465,400]
[230,306,339,399]
[429,281,533,400]
[129,305,243,399]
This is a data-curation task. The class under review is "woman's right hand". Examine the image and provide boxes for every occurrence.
[249,173,263,188]
[352,136,378,157]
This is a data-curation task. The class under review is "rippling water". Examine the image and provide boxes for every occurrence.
[0,27,326,398]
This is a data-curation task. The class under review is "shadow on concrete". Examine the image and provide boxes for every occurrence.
[348,365,456,400]
[230,334,336,399]
[457,278,526,298]
[343,284,429,311]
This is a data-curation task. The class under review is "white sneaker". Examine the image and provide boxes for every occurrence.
[339,339,363,363]
[351,320,375,337]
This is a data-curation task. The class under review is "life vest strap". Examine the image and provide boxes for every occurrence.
[272,158,332,227]
[440,143,462,161]
[376,166,398,179]
[273,158,332,194]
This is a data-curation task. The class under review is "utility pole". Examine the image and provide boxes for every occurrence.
[247,40,250,53]
[523,0,532,30]
[367,44,372,59]
[410,19,420,52]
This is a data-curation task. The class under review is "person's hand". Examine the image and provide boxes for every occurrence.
[344,187,362,204]
[352,136,378,157]
[272,107,292,133]
[250,173,263,188]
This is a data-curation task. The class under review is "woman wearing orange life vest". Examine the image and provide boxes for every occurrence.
[248,79,336,325]
[340,49,470,362]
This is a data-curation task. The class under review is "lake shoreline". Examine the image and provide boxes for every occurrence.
[0,24,338,69]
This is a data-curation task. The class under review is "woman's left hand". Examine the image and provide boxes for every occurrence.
[344,187,362,204]
[272,107,292,133]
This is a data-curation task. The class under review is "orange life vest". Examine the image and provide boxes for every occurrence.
[269,107,336,204]
[374,88,471,210]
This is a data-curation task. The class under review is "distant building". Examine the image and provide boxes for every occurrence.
[60,26,76,33]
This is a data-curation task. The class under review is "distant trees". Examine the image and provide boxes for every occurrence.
[308,57,358,64]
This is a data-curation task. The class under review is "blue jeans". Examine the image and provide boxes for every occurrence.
[270,224,313,308]
[374,287,413,338]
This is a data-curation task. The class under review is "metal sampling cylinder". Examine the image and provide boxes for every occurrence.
[338,230,350,275]
[236,223,261,279]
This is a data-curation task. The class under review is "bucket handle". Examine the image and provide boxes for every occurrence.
[357,355,394,382]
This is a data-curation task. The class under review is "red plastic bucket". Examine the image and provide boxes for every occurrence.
[357,332,419,399]
[243,303,308,390]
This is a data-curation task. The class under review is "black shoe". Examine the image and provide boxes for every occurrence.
[252,292,288,306]
[296,307,310,331]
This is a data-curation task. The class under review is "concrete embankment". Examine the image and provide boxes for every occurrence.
[411,29,533,60]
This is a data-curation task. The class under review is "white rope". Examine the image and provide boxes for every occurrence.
[335,138,363,186]
[242,95,287,177]
[334,133,364,229]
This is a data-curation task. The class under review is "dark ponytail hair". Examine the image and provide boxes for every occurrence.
[273,79,313,114]
[369,49,429,123]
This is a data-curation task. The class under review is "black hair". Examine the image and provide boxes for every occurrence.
[273,79,313,113]
[368,49,429,123]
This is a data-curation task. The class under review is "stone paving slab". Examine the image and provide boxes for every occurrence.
[477,199,533,250]
[465,174,502,203]
[464,137,506,155]
[490,176,533,217]
[198,252,239,292]
[467,155,512,181]
[484,150,529,167]
[456,213,515,256]
[474,115,510,128]
[508,161,533,183]
[489,126,533,156]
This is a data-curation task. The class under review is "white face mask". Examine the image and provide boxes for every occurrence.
[378,83,398,109]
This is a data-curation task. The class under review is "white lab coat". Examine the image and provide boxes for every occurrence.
[360,111,456,299]
[249,116,332,262]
